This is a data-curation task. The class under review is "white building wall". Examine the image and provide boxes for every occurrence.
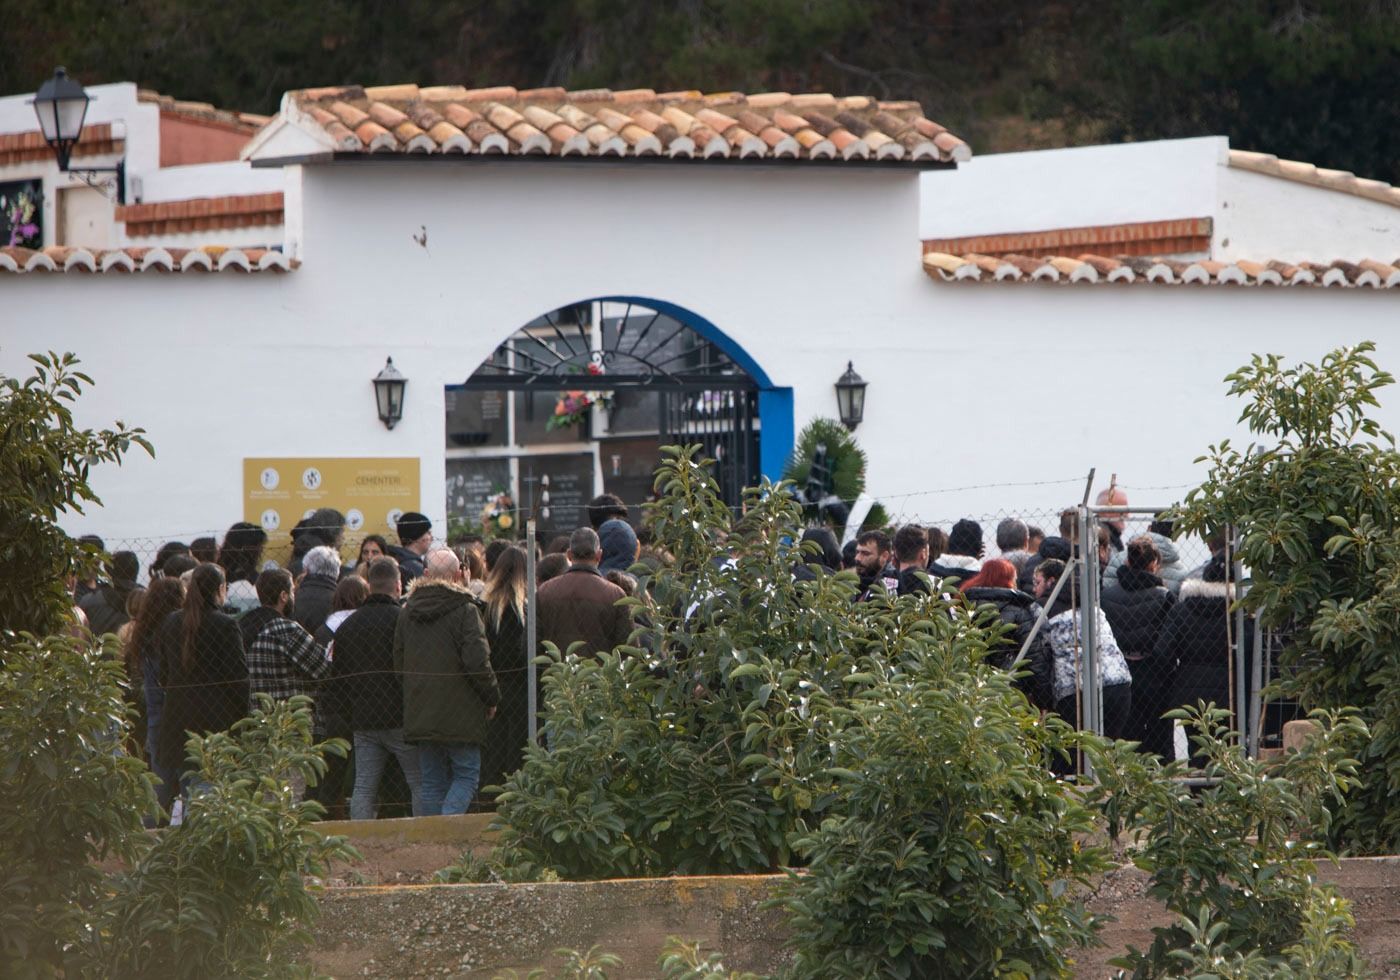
[1,160,1397,546]
[920,137,1227,239]
[1214,167,1400,263]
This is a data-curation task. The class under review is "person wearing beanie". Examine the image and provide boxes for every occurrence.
[597,519,640,575]
[929,518,984,587]
[387,512,433,589]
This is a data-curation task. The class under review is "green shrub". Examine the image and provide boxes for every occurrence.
[97,696,355,979]
[777,671,1107,978]
[1085,704,1366,978]
[0,633,155,978]
[495,446,1108,974]
[0,352,150,637]
[1182,342,1400,852]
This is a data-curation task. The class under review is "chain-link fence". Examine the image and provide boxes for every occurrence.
[69,496,1279,817]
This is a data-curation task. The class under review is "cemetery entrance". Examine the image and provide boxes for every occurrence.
[445,299,761,536]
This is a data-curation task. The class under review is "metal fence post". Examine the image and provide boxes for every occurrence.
[1078,505,1101,741]
[526,518,538,743]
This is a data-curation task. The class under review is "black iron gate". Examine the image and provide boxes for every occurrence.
[458,301,761,510]
[661,387,760,507]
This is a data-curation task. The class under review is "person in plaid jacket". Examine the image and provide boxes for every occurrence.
[246,568,332,798]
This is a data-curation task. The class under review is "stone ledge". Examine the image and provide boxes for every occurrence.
[311,857,1400,978]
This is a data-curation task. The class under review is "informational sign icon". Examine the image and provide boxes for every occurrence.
[387,508,404,528]
[244,457,420,563]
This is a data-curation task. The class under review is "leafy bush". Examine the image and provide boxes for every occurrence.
[494,446,1107,974]
[98,696,355,979]
[0,352,150,637]
[1182,342,1400,852]
[0,633,155,978]
[777,670,1107,978]
[1085,704,1367,978]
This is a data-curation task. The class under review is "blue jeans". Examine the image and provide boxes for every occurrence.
[418,742,481,816]
[351,728,423,820]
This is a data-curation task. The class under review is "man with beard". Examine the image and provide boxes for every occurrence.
[853,530,897,600]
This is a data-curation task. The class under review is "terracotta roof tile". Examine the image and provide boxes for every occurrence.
[137,89,268,131]
[922,251,1400,289]
[281,84,968,164]
[924,218,1214,260]
[0,121,123,166]
[0,245,294,274]
[115,193,284,236]
[1230,150,1400,209]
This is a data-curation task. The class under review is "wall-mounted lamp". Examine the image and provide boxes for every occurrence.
[373,357,407,430]
[834,361,867,430]
[30,67,126,204]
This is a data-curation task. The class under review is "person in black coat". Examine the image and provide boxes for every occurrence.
[479,545,531,794]
[961,559,1053,710]
[154,563,248,785]
[293,545,342,635]
[1153,556,1244,766]
[328,557,420,819]
[1101,536,1177,759]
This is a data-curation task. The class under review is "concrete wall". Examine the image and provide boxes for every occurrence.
[308,858,1400,978]
[1216,165,1400,264]
[2,158,1399,545]
[920,137,1226,239]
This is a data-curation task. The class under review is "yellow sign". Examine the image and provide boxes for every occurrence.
[243,457,421,563]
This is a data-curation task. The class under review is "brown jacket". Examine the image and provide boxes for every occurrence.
[536,565,632,657]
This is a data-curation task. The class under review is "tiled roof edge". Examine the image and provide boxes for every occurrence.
[924,217,1213,259]
[0,246,296,274]
[137,89,270,131]
[921,251,1400,289]
[115,193,285,236]
[1229,150,1400,210]
[275,83,971,165]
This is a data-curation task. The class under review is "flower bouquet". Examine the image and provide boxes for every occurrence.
[480,490,516,539]
[546,360,612,431]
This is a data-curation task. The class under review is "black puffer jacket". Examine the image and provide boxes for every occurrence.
[963,586,1054,709]
[1100,566,1176,658]
[1154,578,1238,713]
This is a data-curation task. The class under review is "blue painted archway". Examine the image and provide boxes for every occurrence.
[585,295,793,484]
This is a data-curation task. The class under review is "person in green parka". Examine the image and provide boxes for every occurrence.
[393,548,500,815]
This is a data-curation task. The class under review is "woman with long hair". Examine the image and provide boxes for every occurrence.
[217,521,268,614]
[480,544,529,794]
[154,563,248,791]
[126,577,186,810]
[353,534,389,577]
[960,558,1053,709]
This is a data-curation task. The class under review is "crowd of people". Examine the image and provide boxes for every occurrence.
[66,484,1245,820]
[837,495,1242,767]
[71,497,657,821]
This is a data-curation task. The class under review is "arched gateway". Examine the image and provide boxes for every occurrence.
[444,298,788,535]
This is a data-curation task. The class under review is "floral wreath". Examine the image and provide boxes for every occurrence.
[546,359,613,431]
[481,489,515,538]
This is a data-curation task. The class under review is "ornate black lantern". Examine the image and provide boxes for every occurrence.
[834,361,867,430]
[373,358,407,429]
[30,67,125,203]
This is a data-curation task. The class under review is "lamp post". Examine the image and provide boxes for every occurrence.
[373,358,407,429]
[834,361,867,430]
[30,67,126,203]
